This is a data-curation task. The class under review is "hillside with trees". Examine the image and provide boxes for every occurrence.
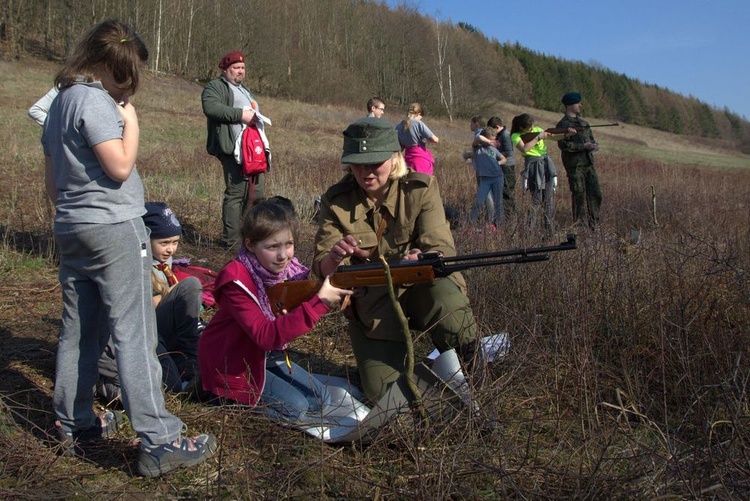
[3,0,749,151]
[2,52,750,498]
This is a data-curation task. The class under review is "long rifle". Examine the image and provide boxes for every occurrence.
[267,234,577,316]
[519,123,619,144]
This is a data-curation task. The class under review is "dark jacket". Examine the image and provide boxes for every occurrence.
[201,77,252,157]
[497,127,516,167]
[556,114,595,168]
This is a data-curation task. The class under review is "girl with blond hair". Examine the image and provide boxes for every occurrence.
[395,102,440,175]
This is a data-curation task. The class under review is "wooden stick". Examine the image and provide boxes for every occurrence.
[380,256,426,421]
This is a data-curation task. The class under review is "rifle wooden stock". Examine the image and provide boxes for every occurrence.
[268,280,323,317]
[519,123,619,144]
[267,265,436,316]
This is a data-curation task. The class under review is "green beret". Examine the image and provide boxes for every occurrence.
[341,117,401,165]
[562,92,582,106]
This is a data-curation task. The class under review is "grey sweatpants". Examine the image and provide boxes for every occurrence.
[97,276,203,394]
[53,218,184,446]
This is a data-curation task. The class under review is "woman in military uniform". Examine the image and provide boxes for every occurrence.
[312,117,478,403]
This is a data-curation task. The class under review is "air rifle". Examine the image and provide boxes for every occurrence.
[267,234,577,316]
[519,123,619,144]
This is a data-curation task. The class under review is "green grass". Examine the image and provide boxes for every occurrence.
[0,251,49,278]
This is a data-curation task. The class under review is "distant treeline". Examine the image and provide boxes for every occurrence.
[4,0,748,149]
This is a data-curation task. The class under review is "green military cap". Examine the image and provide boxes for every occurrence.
[341,117,401,165]
[562,92,582,105]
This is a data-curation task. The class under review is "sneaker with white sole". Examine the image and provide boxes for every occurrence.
[137,434,218,477]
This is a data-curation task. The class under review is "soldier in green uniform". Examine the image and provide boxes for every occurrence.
[556,92,602,229]
[312,117,478,403]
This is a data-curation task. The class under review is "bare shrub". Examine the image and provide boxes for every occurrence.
[2,60,749,498]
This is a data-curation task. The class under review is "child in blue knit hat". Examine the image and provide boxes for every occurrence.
[97,202,204,401]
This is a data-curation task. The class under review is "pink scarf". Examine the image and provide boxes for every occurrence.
[236,246,310,320]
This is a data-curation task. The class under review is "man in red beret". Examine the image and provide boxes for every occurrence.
[201,51,268,248]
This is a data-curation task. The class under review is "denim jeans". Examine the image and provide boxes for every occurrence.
[53,218,184,447]
[257,351,330,424]
[470,174,504,226]
[476,174,495,217]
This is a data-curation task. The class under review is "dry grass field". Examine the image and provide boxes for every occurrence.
[1,56,749,499]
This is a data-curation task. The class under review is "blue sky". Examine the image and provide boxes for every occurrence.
[384,0,750,119]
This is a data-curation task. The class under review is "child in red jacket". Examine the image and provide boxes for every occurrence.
[198,197,351,424]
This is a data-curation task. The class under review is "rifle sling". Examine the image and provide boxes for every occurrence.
[341,210,389,311]
[373,209,388,253]
[339,208,388,312]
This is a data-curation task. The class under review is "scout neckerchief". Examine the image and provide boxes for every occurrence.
[156,263,179,286]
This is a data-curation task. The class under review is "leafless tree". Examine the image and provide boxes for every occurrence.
[434,19,453,121]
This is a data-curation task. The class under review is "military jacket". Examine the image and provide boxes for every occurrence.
[313,171,466,341]
[556,115,596,168]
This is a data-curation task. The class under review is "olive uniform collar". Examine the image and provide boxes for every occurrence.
[330,170,431,224]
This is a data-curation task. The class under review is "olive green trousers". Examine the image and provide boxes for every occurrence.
[349,278,477,403]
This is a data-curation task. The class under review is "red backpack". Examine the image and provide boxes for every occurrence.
[240,124,269,176]
[172,263,218,308]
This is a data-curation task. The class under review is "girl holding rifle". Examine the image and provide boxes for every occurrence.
[510,113,575,231]
[198,198,351,423]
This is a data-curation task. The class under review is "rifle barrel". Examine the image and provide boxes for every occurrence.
[442,254,549,275]
[441,233,576,265]
[335,234,577,274]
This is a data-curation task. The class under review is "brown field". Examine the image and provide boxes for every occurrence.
[1,57,749,499]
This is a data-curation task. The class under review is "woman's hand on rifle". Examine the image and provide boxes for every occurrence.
[402,248,423,261]
[321,235,371,276]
